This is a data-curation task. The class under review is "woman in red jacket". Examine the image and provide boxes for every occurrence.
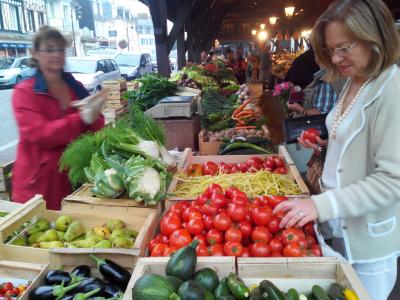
[12,26,106,210]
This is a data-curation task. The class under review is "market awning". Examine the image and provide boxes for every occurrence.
[0,42,32,48]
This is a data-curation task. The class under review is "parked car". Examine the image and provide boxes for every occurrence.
[65,57,121,93]
[0,57,34,87]
[86,47,118,57]
[114,53,153,80]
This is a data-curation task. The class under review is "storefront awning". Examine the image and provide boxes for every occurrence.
[0,42,32,48]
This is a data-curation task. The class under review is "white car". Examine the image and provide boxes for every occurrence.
[65,57,121,93]
[0,57,34,87]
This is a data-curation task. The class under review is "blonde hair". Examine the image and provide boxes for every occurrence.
[311,0,400,80]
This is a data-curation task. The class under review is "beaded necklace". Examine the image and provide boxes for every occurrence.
[330,77,372,139]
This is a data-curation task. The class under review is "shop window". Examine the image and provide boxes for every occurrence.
[149,39,153,45]
[38,12,44,27]
[2,4,20,31]
[27,10,35,32]
[145,26,151,34]
[117,7,123,18]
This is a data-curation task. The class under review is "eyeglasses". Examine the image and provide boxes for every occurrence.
[324,42,357,57]
[37,48,66,54]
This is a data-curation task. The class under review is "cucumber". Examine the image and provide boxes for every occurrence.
[259,280,287,300]
[131,273,180,300]
[178,280,206,300]
[226,273,250,300]
[214,282,231,299]
[166,240,199,281]
[311,285,330,300]
[205,289,216,300]
[167,276,183,292]
[250,286,265,300]
[327,283,346,300]
[286,288,299,300]
[193,268,220,292]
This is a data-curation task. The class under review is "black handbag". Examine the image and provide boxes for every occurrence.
[283,114,329,144]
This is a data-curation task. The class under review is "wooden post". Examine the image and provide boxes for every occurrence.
[177,28,186,69]
[148,0,170,77]
[186,21,194,62]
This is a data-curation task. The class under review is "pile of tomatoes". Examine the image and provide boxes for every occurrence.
[0,281,27,299]
[187,156,288,176]
[149,184,321,258]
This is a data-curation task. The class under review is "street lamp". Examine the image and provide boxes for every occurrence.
[285,6,295,18]
[269,17,277,25]
[70,0,82,56]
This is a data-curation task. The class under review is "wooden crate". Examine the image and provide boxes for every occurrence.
[123,256,236,300]
[106,90,127,100]
[0,160,13,192]
[167,145,309,200]
[126,81,138,91]
[20,251,136,300]
[237,257,370,300]
[0,196,159,261]
[102,80,127,91]
[62,183,161,215]
[0,197,39,227]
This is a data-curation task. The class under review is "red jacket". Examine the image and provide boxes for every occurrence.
[12,71,104,210]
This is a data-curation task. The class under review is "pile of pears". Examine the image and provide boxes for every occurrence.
[9,216,138,249]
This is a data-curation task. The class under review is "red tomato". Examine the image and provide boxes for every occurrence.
[219,163,232,174]
[211,193,228,208]
[304,222,316,237]
[208,243,224,256]
[268,196,288,208]
[249,197,264,207]
[206,229,224,245]
[188,211,203,221]
[169,229,192,248]
[179,201,191,208]
[264,157,277,170]
[268,237,284,253]
[237,163,249,173]
[238,220,253,237]
[272,156,286,168]
[169,203,185,218]
[205,183,223,196]
[297,238,308,249]
[283,242,303,257]
[163,246,178,256]
[164,211,182,221]
[267,216,281,234]
[183,207,200,222]
[249,242,271,257]
[241,247,251,257]
[241,235,252,246]
[203,215,214,230]
[231,194,249,206]
[201,203,219,216]
[281,228,306,245]
[195,194,209,206]
[311,244,322,257]
[186,218,205,235]
[225,186,240,199]
[213,214,232,232]
[247,156,264,166]
[224,241,244,257]
[306,235,317,248]
[303,128,320,144]
[230,166,240,174]
[187,163,204,176]
[225,227,243,242]
[270,251,283,257]
[196,245,209,256]
[151,243,168,256]
[227,203,247,222]
[155,233,169,244]
[251,206,272,226]
[251,226,272,243]
[203,162,219,175]
[273,167,288,174]
[148,239,159,253]
[193,234,207,247]
[160,215,182,236]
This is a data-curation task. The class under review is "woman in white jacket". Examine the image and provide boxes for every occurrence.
[274,1,400,299]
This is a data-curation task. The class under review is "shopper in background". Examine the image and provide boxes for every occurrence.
[235,50,247,84]
[284,47,320,89]
[274,1,400,299]
[260,44,272,89]
[12,26,106,210]
[205,51,214,64]
[225,49,236,69]
[200,50,208,65]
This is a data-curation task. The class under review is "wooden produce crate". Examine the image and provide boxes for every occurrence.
[62,183,161,215]
[123,256,236,300]
[237,257,370,300]
[106,90,128,101]
[0,195,159,261]
[167,145,309,200]
[0,160,13,193]
[102,80,127,91]
[21,251,136,300]
[126,81,138,91]
[0,197,40,227]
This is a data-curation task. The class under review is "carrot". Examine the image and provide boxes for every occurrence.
[235,110,255,118]
[232,99,253,116]
[236,125,257,130]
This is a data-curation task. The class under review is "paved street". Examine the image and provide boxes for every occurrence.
[0,88,18,165]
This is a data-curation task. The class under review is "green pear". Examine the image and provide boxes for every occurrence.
[64,221,85,242]
[55,215,73,232]
[105,219,125,232]
[122,229,139,238]
[57,231,65,240]
[10,236,27,246]
[112,237,133,249]
[38,241,65,249]
[64,242,77,248]
[109,230,129,242]
[26,218,50,236]
[87,235,104,244]
[94,240,112,248]
[28,231,44,244]
[37,229,59,243]
[72,239,97,248]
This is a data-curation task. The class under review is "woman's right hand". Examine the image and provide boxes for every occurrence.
[298,131,328,149]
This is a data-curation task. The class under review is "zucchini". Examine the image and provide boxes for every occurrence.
[286,288,299,300]
[250,286,265,300]
[259,280,287,300]
[226,273,250,299]
[219,142,271,155]
[214,282,231,299]
[327,283,346,300]
[204,289,216,300]
[193,268,220,292]
[178,280,206,300]
[166,240,199,281]
[131,273,180,300]
[311,285,330,300]
[167,276,183,292]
